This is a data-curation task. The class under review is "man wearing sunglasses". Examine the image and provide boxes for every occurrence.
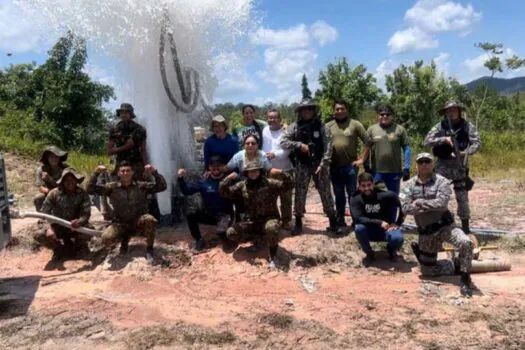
[366,105,411,195]
[400,153,474,297]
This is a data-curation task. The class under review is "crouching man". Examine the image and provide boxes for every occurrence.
[350,172,405,266]
[177,156,235,252]
[219,160,293,268]
[400,153,474,296]
[34,168,92,262]
[87,161,167,262]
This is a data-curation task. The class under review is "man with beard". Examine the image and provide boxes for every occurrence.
[350,172,405,266]
[219,160,293,269]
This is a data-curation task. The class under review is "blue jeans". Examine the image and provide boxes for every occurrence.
[354,223,404,256]
[373,172,401,195]
[330,165,357,224]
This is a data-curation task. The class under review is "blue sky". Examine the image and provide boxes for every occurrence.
[1,0,525,106]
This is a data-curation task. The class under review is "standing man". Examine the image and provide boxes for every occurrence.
[262,109,294,230]
[366,105,411,194]
[351,172,405,266]
[219,160,293,268]
[281,98,342,235]
[33,146,69,212]
[400,153,474,296]
[87,161,167,262]
[34,168,92,263]
[424,101,481,234]
[325,100,369,228]
[106,103,148,180]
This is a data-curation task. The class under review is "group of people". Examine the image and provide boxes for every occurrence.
[32,98,481,296]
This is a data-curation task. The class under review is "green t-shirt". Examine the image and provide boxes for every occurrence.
[326,118,368,166]
[366,123,409,173]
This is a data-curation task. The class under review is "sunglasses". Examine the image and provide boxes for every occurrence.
[379,113,392,117]
[417,159,432,164]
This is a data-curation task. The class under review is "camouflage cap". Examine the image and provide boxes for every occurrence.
[57,168,85,185]
[439,100,466,115]
[416,152,434,162]
[40,145,68,163]
[295,98,320,113]
[243,159,264,172]
[116,103,136,118]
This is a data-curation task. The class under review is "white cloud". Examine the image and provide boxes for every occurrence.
[433,52,450,75]
[388,27,438,54]
[374,60,397,91]
[405,0,482,35]
[250,24,310,49]
[310,20,338,46]
[83,63,117,87]
[0,2,40,53]
[461,48,525,83]
[388,0,482,54]
[212,52,258,99]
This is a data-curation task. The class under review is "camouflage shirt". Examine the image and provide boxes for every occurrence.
[109,119,148,163]
[219,173,293,222]
[87,171,167,224]
[41,186,91,225]
[35,164,67,189]
[424,119,481,177]
[399,174,452,228]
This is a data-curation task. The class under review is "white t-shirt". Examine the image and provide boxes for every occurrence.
[262,126,293,171]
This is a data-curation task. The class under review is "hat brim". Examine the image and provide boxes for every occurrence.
[210,120,228,131]
[40,150,68,163]
[57,173,85,185]
[244,167,263,172]
[116,109,136,118]
[295,104,320,113]
[439,105,465,115]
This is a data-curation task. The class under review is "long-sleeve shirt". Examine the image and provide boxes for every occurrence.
[262,126,293,171]
[41,186,91,225]
[178,177,232,216]
[203,133,239,168]
[399,174,452,228]
[87,171,167,224]
[350,189,404,226]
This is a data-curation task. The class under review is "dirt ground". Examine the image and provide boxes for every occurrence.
[1,154,525,349]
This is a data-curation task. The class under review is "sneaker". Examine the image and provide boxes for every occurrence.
[268,259,277,270]
[194,238,206,252]
[362,252,375,267]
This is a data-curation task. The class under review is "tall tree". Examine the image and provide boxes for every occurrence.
[301,74,312,100]
[315,57,380,119]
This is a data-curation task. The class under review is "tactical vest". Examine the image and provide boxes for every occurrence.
[295,118,324,167]
[432,119,469,159]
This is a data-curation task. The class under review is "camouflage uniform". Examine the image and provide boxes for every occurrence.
[219,171,293,249]
[33,146,68,212]
[424,119,481,220]
[400,173,473,276]
[280,117,336,219]
[108,119,148,180]
[86,170,167,248]
[34,169,91,252]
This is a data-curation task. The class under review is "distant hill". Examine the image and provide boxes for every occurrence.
[466,76,525,94]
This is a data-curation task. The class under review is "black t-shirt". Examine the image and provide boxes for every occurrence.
[109,120,147,163]
[350,189,404,226]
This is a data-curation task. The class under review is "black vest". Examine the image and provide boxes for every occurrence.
[295,118,324,167]
[432,119,470,159]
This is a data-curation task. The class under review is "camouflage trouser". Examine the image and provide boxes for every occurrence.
[280,170,294,223]
[437,166,470,220]
[294,164,335,218]
[102,214,157,248]
[34,224,90,251]
[419,225,473,276]
[33,193,47,212]
[226,219,280,247]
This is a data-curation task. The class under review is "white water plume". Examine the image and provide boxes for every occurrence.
[13,0,256,216]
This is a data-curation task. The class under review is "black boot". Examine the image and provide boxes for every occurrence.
[194,238,206,252]
[119,236,129,255]
[411,241,423,264]
[145,246,154,263]
[362,252,375,267]
[460,272,473,297]
[269,245,279,269]
[327,215,344,234]
[291,216,303,236]
[218,232,238,253]
[461,219,470,234]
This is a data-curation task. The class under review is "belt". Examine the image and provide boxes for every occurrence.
[417,211,454,235]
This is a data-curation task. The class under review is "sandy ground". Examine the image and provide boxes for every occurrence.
[1,154,525,349]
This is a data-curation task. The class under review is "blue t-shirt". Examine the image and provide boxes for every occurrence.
[203,133,239,168]
[178,177,233,216]
[226,150,272,173]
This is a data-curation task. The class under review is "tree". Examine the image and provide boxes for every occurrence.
[301,74,312,100]
[385,60,456,136]
[315,57,380,119]
[471,42,525,127]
